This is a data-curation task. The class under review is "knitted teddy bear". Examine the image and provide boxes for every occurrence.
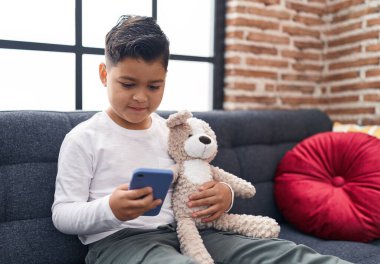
[166,110,280,264]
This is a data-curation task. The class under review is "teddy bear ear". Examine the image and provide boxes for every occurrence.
[167,110,193,128]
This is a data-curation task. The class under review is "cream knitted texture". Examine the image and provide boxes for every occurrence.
[172,165,280,264]
[173,175,214,264]
[167,110,280,264]
[211,166,256,198]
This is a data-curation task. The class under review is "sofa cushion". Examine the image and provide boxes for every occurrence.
[279,224,380,264]
[275,132,380,242]
[0,217,87,264]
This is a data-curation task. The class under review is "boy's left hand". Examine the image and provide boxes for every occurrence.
[187,181,232,223]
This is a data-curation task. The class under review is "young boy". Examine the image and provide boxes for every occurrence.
[52,15,352,264]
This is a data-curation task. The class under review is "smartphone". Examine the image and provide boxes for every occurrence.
[129,168,173,216]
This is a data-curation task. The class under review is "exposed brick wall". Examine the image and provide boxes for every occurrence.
[224,0,380,125]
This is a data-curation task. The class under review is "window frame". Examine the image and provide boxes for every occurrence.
[0,0,225,110]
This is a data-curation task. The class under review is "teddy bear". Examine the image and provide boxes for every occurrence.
[166,110,280,264]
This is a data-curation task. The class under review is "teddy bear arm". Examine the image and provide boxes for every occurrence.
[211,166,256,198]
[170,164,180,183]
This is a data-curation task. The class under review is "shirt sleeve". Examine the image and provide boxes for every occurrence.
[51,135,123,235]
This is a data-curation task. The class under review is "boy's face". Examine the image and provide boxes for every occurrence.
[99,58,167,130]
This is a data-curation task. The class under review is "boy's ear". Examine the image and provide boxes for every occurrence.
[99,63,107,87]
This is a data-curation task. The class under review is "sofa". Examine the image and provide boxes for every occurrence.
[0,109,379,264]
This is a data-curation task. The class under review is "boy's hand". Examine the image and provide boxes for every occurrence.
[109,183,162,221]
[187,181,232,223]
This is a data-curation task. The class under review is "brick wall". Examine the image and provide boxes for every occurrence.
[224,0,380,124]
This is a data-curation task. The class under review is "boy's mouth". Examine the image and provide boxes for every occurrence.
[129,106,147,111]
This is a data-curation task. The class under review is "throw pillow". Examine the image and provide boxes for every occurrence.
[333,122,380,139]
[275,132,380,242]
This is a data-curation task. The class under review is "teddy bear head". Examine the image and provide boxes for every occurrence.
[167,110,218,163]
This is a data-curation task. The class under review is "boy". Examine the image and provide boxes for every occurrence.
[52,15,352,264]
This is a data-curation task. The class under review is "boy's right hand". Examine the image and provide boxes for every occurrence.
[109,183,162,221]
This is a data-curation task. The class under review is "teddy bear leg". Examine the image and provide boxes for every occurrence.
[176,218,214,264]
[213,213,280,238]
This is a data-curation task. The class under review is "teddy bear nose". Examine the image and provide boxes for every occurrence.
[199,136,211,145]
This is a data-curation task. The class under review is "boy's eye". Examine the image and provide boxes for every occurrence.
[148,85,160,90]
[121,83,135,88]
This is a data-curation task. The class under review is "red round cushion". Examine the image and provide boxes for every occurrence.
[275,132,380,242]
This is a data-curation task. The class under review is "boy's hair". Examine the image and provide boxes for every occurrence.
[105,15,170,70]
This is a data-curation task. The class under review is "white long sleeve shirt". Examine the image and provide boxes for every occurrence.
[52,111,175,245]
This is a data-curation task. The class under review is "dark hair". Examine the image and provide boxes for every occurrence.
[105,15,170,70]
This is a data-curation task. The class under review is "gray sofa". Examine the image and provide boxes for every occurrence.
[0,109,379,264]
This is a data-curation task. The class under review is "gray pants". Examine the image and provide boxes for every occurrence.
[85,224,352,264]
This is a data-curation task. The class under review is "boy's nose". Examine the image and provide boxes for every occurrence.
[132,91,148,102]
